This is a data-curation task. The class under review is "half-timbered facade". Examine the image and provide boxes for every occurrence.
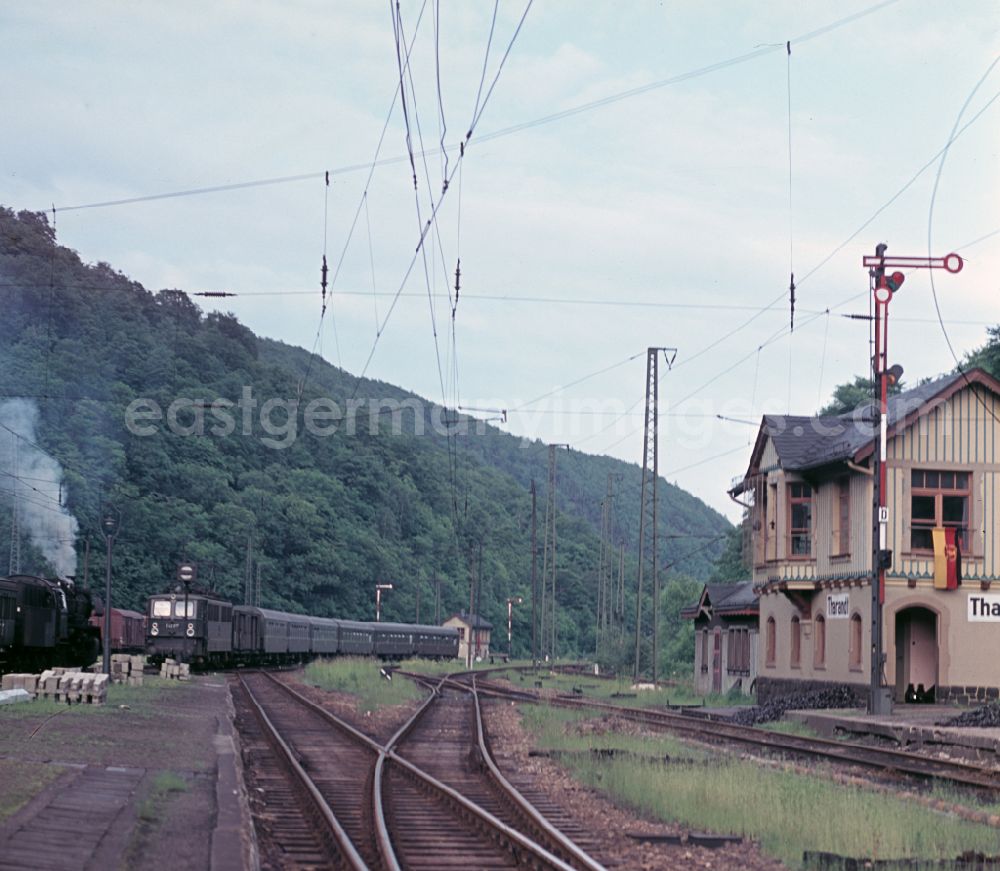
[731,368,1000,705]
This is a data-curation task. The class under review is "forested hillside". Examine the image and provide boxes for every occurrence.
[0,207,733,663]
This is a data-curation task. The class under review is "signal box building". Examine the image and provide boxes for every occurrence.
[682,582,759,696]
[443,612,492,663]
[730,368,1000,705]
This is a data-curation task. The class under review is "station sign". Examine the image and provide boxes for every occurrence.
[826,593,850,619]
[967,594,1000,622]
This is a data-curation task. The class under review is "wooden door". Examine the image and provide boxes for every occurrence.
[712,630,722,694]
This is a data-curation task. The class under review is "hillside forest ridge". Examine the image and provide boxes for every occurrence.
[0,207,741,674]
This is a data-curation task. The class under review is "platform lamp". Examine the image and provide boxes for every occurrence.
[375,583,393,622]
[506,596,523,660]
[100,505,120,675]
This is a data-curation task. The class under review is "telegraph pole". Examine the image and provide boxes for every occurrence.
[862,245,962,715]
[596,474,616,656]
[8,436,20,575]
[530,479,538,664]
[634,347,676,684]
[100,505,120,675]
[542,444,569,661]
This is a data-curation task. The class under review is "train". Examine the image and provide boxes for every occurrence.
[0,574,100,676]
[145,587,460,667]
[88,607,147,654]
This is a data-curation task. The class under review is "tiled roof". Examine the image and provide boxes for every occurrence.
[448,611,494,629]
[681,581,758,619]
[754,370,987,478]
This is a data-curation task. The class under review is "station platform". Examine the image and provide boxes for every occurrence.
[785,704,1000,761]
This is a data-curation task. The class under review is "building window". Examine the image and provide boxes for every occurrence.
[831,478,850,556]
[700,630,709,673]
[790,616,801,668]
[788,483,813,557]
[765,617,776,667]
[911,470,969,552]
[814,614,826,668]
[849,613,863,670]
[727,627,752,675]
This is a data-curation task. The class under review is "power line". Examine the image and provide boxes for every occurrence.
[46,0,897,216]
[927,54,1000,427]
[349,0,534,399]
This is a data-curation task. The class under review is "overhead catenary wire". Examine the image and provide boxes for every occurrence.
[348,0,534,401]
[927,54,1000,426]
[46,0,898,216]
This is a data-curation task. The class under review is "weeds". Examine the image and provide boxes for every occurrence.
[521,703,1000,869]
[303,657,423,712]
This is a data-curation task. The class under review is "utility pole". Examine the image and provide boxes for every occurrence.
[596,474,616,656]
[100,505,120,675]
[861,246,962,715]
[9,436,20,576]
[530,479,538,664]
[255,562,262,608]
[243,530,253,606]
[541,444,569,661]
[617,541,626,641]
[82,536,91,587]
[434,576,441,624]
[634,347,676,684]
[415,584,421,624]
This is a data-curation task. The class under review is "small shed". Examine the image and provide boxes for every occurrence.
[443,611,493,663]
[681,582,759,696]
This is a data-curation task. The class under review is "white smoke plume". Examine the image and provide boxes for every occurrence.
[0,399,79,577]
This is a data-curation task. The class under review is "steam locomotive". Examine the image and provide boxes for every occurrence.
[0,574,101,676]
[146,588,460,668]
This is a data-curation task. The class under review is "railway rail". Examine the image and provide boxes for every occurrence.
[457,672,1000,793]
[235,669,607,870]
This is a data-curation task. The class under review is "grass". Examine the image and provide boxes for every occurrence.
[521,703,1000,869]
[0,759,60,821]
[759,719,824,739]
[303,657,424,711]
[137,771,189,821]
[499,666,756,709]
[123,771,190,871]
[0,677,187,722]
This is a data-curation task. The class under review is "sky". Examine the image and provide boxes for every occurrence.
[3,1,999,522]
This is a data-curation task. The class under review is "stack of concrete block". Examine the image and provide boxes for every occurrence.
[36,670,109,705]
[159,658,191,680]
[1,673,39,696]
[109,653,145,685]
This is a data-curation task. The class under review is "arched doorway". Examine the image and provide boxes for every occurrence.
[894,607,938,703]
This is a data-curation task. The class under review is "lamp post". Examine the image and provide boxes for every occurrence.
[375,583,393,622]
[506,596,523,660]
[100,505,120,675]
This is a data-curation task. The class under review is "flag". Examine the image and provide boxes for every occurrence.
[932,527,961,590]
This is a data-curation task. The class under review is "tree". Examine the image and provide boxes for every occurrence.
[819,375,902,416]
[709,525,748,582]
[964,326,1000,380]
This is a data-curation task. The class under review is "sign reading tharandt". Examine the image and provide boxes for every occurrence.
[967,594,1000,621]
[827,593,850,619]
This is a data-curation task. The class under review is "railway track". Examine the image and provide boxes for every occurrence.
[235,670,607,870]
[461,673,1000,793]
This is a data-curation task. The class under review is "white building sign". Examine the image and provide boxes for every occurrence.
[968,594,1000,622]
[827,593,850,619]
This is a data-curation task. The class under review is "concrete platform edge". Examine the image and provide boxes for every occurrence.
[211,681,259,871]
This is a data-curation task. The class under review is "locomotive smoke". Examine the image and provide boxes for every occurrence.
[0,399,79,577]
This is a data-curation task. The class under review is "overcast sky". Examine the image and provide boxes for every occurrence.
[4,1,999,521]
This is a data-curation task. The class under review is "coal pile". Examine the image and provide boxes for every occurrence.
[937,702,1000,728]
[730,685,858,726]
